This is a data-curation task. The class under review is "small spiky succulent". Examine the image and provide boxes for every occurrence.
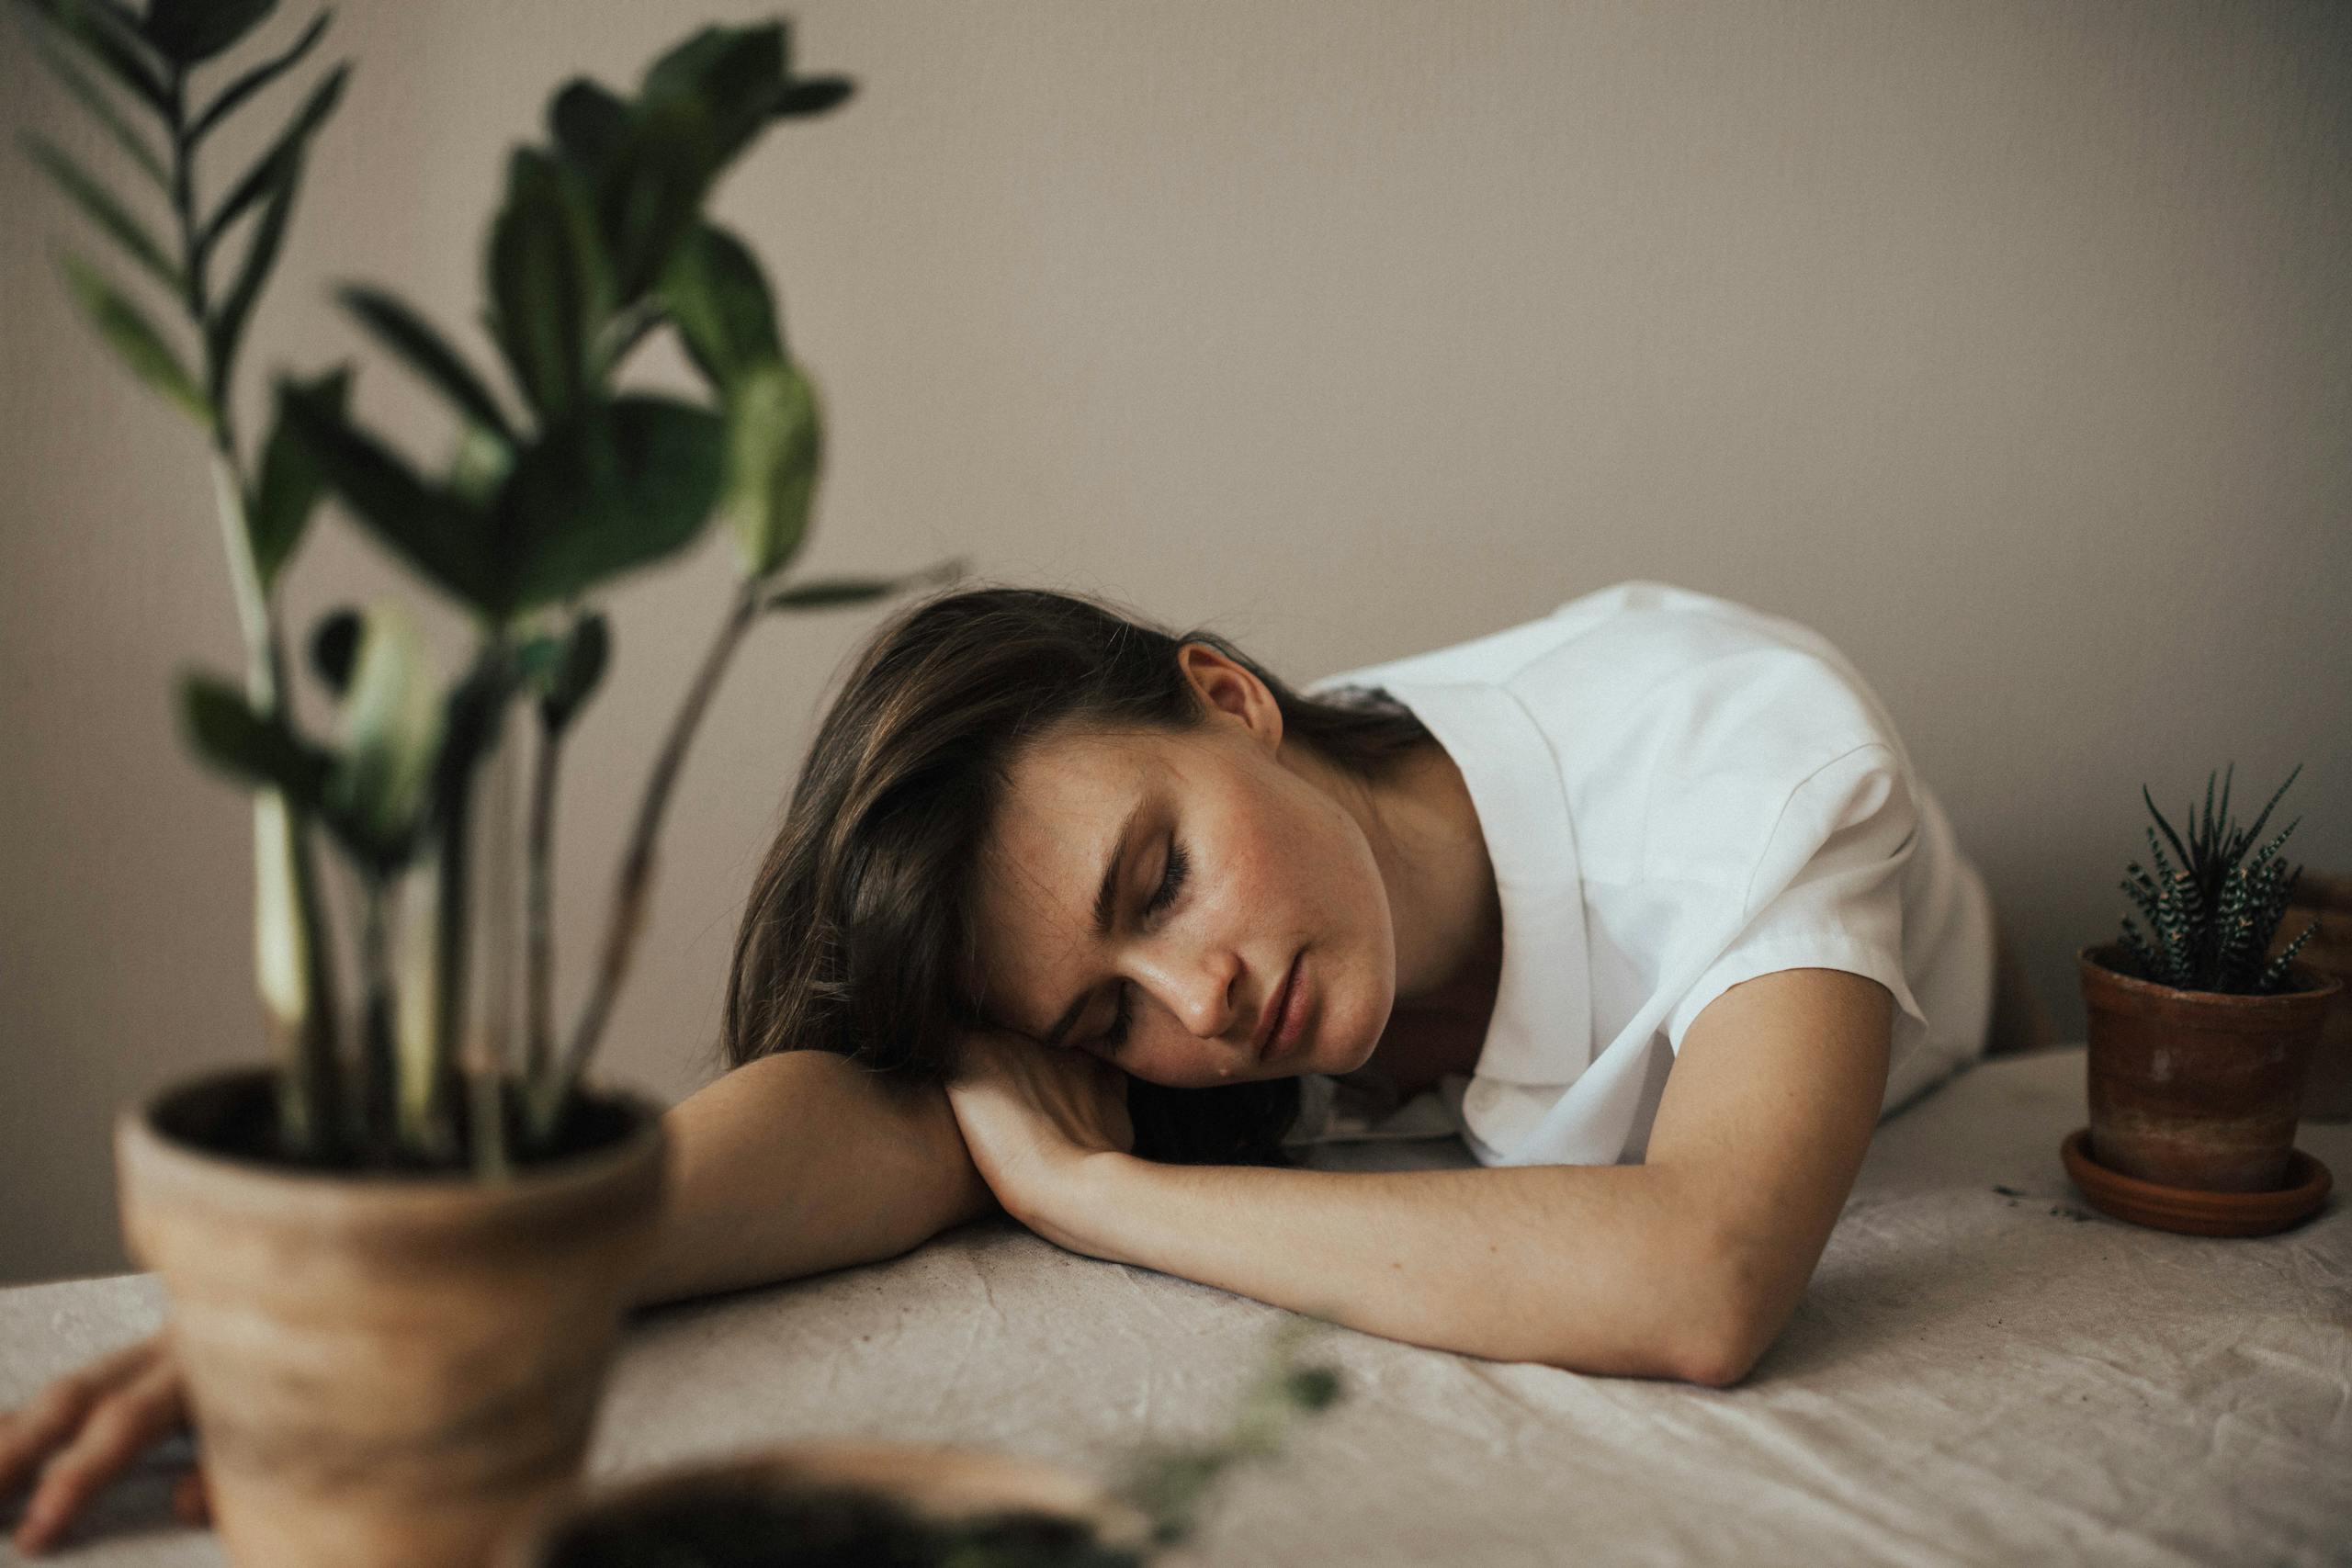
[2114,763,2322,995]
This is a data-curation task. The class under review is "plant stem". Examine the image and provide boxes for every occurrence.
[525,713,564,1089]
[173,65,341,1156]
[474,704,519,1179]
[356,876,394,1156]
[393,854,450,1160]
[533,579,761,1138]
[433,748,474,1164]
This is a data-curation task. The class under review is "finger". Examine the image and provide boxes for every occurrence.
[12,1360,186,1556]
[0,1359,119,1500]
[0,1338,163,1501]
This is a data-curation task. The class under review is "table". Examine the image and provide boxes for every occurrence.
[5,1046,2348,1565]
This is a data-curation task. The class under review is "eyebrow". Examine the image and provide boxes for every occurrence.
[1038,797,1148,1049]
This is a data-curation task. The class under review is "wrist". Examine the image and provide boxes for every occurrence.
[1023,1149,1147,1263]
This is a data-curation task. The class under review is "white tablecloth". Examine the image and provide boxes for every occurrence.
[5,1046,2348,1566]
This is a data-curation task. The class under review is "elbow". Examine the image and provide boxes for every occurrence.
[1668,1316,1770,1389]
[1661,1247,1789,1389]
[1527,1276,1780,1388]
[1531,1305,1768,1387]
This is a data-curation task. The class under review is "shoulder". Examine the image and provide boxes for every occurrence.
[1516,586,1913,886]
[1306,581,1917,887]
[1311,581,1893,747]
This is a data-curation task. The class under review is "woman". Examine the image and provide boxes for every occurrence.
[1,579,2007,1553]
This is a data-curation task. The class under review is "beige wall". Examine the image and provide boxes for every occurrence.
[4,1,2347,1284]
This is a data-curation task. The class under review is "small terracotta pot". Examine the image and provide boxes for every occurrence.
[2076,944,2340,1190]
[117,1068,667,1568]
[498,1441,1159,1568]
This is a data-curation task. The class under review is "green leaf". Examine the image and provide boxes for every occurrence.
[277,376,495,608]
[1284,1367,1342,1412]
[337,285,513,439]
[198,61,345,261]
[58,252,210,423]
[592,92,717,305]
[444,421,513,508]
[248,364,348,586]
[24,21,170,191]
[20,0,170,115]
[141,0,276,63]
[492,396,724,615]
[639,23,786,170]
[186,9,329,142]
[530,611,609,730]
[660,222,782,390]
[320,601,440,868]
[179,671,329,802]
[594,295,665,378]
[2231,764,2302,870]
[764,559,966,614]
[721,359,820,580]
[487,147,610,422]
[204,139,300,407]
[548,77,628,172]
[428,646,516,811]
[774,76,854,118]
[20,131,182,297]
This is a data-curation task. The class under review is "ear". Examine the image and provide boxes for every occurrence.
[1177,643,1283,750]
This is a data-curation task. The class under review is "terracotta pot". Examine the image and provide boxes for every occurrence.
[2265,869,2352,1122]
[499,1440,1160,1568]
[2076,944,2340,1190]
[117,1067,667,1568]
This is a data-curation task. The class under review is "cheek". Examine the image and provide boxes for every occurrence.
[1216,779,1345,923]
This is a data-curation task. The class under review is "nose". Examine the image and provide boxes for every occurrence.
[1132,941,1242,1041]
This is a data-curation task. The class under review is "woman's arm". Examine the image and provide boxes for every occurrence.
[948,968,1894,1386]
[1045,1156,1710,1379]
[637,1047,995,1307]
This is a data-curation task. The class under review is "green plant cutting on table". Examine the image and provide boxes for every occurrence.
[17,0,957,1173]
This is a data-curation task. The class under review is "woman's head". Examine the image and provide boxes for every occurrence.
[722,584,1435,1163]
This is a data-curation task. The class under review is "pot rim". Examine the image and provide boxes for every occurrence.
[2076,942,2341,1008]
[118,1065,666,1235]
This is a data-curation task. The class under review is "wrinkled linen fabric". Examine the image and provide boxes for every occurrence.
[4,1049,2346,1567]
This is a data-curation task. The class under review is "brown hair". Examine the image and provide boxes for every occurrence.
[720,582,1433,1164]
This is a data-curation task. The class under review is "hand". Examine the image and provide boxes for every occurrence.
[0,1331,209,1555]
[943,1025,1135,1247]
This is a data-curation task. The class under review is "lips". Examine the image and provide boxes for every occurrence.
[1256,953,1303,1059]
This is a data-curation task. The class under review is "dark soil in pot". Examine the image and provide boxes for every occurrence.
[150,1068,640,1175]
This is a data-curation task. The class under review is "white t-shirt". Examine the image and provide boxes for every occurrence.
[1283,581,1996,1168]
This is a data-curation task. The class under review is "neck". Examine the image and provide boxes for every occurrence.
[1316,739,1501,1010]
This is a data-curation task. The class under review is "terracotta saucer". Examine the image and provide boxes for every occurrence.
[2060,1129,2334,1237]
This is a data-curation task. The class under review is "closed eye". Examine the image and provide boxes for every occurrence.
[1095,837,1190,1054]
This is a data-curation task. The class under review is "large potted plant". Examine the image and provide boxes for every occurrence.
[2070,765,2338,1227]
[18,5,950,1562]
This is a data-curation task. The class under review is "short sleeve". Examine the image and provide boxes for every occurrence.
[1662,743,1929,1053]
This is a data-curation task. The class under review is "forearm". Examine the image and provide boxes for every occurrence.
[1044,1157,1733,1382]
[633,1051,994,1309]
